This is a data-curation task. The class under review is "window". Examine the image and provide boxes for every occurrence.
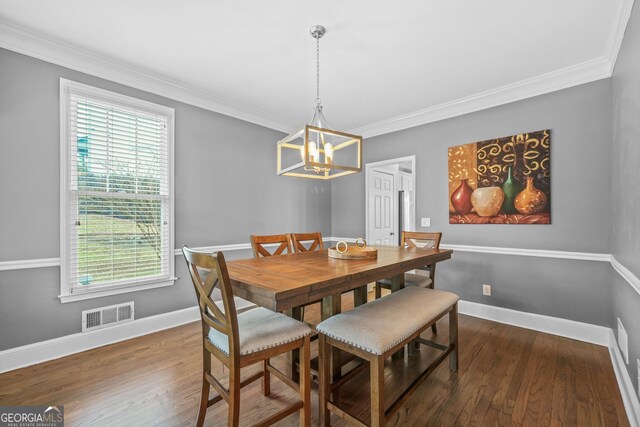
[60,79,175,302]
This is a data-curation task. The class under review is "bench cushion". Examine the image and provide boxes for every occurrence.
[316,287,459,355]
[208,307,311,356]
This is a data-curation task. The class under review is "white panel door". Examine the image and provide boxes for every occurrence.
[369,169,395,245]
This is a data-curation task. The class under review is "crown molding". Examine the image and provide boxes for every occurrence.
[1,0,634,138]
[2,1,636,140]
[605,0,636,74]
[350,0,635,139]
[0,22,295,133]
[349,57,613,138]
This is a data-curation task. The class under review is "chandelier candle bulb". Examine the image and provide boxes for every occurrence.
[324,143,334,165]
[309,141,318,164]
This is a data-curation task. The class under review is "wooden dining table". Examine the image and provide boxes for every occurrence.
[227,245,453,312]
[226,245,453,380]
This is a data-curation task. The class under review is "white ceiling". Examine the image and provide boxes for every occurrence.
[0,1,633,136]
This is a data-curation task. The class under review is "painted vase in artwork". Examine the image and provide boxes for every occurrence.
[501,166,523,214]
[451,179,474,215]
[514,177,547,214]
[471,187,505,217]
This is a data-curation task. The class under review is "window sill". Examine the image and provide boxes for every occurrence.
[58,278,177,303]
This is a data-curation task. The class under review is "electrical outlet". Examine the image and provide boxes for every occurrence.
[482,284,492,296]
[421,217,431,227]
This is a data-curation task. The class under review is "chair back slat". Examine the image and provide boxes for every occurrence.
[401,231,442,277]
[401,231,442,250]
[250,234,293,258]
[291,232,324,253]
[182,246,240,353]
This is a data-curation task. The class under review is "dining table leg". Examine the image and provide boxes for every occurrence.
[354,285,368,307]
[390,274,406,360]
[322,294,342,385]
[286,306,303,383]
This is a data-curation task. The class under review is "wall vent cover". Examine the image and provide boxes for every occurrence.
[82,302,135,332]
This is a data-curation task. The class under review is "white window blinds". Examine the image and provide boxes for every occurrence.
[61,80,175,298]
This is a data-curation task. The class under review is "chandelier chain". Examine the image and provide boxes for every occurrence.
[315,35,321,106]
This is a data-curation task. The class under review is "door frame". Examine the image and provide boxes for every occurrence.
[365,155,416,245]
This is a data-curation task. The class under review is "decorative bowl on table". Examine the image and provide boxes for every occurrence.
[328,238,378,260]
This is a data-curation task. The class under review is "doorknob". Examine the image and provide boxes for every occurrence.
[390,232,395,236]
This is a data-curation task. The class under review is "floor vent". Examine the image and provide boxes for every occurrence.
[82,302,135,332]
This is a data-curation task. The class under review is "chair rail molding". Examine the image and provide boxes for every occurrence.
[4,240,639,300]
[0,238,335,272]
[0,257,60,271]
[330,238,612,261]
[611,255,640,296]
[440,243,611,262]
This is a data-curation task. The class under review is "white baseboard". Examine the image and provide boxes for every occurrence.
[0,306,199,374]
[458,300,611,346]
[1,299,638,426]
[459,300,639,426]
[609,330,640,427]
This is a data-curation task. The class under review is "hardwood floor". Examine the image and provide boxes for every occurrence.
[0,293,629,426]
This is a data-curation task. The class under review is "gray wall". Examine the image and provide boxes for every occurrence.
[611,2,640,395]
[1,21,638,393]
[0,48,331,350]
[332,80,614,326]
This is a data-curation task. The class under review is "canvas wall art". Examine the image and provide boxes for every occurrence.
[448,130,551,224]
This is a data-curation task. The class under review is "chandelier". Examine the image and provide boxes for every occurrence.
[277,25,362,180]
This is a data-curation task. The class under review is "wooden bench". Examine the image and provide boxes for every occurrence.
[316,286,459,427]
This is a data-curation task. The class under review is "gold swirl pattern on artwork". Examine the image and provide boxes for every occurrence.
[477,143,502,160]
[473,131,550,185]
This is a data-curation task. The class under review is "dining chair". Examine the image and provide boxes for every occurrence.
[375,231,443,333]
[183,246,312,427]
[250,234,293,258]
[290,232,326,325]
[291,232,324,254]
